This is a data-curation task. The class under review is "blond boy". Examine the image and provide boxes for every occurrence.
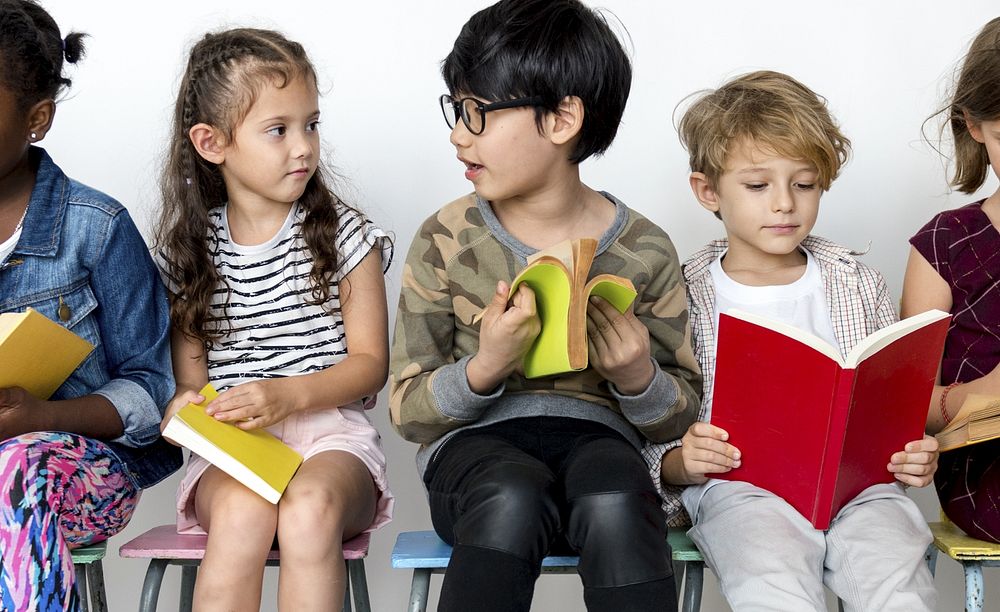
[642,71,938,611]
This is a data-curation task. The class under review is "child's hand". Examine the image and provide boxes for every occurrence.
[586,296,655,395]
[679,422,741,484]
[160,388,206,440]
[468,281,541,393]
[0,387,44,439]
[205,379,297,430]
[887,434,939,487]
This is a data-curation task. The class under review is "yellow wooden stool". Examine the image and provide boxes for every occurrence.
[927,520,1000,612]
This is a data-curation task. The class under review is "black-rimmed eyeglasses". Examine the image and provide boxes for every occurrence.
[439,94,545,135]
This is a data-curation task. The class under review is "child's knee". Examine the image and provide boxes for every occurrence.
[201,484,277,537]
[280,486,341,529]
[450,462,560,558]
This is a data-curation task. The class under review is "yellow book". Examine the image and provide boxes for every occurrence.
[936,393,1000,452]
[162,384,303,503]
[508,238,637,378]
[0,308,94,399]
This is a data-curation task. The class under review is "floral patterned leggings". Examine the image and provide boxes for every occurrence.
[0,432,139,612]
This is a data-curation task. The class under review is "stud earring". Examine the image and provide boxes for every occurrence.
[29,132,37,141]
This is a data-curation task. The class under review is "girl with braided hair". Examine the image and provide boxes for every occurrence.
[0,1,180,610]
[155,27,394,611]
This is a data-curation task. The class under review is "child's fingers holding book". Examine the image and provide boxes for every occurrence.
[0,386,44,439]
[207,380,297,430]
[469,282,541,390]
[887,434,939,488]
[586,296,654,394]
[680,422,742,482]
[160,388,206,437]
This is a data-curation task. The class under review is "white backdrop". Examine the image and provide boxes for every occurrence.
[39,1,1000,610]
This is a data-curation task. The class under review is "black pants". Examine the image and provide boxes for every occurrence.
[425,417,677,612]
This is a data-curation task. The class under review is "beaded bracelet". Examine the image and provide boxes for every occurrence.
[940,382,961,426]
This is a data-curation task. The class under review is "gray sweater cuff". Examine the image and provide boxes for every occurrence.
[431,355,505,422]
[614,359,679,426]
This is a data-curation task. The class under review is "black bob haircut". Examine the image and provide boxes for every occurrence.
[442,0,632,164]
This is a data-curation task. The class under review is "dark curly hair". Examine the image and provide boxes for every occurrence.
[155,28,360,345]
[0,0,86,110]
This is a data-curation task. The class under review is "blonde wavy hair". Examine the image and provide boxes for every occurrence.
[677,70,851,197]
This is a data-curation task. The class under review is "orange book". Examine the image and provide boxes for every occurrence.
[710,309,949,529]
[936,393,1000,451]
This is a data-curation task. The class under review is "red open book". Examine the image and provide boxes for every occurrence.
[710,309,949,529]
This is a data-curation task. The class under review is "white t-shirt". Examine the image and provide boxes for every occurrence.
[711,248,839,354]
[682,248,839,519]
[0,226,21,264]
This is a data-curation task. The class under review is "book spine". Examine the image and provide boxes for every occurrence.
[811,367,856,530]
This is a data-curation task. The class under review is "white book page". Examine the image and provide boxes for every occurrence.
[844,309,950,367]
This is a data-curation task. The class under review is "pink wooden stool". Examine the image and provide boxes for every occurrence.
[119,524,371,612]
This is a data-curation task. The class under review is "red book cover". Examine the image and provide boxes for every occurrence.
[710,309,949,529]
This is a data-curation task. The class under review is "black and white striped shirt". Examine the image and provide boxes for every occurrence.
[192,202,391,394]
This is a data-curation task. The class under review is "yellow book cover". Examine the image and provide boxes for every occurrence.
[0,308,94,399]
[162,384,303,503]
[508,238,637,378]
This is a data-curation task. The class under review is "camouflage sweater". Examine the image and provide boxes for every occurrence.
[390,192,702,479]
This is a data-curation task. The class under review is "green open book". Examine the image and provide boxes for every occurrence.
[0,308,94,399]
[162,384,303,503]
[509,238,637,378]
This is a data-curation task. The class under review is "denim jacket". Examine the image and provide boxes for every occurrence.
[0,147,181,488]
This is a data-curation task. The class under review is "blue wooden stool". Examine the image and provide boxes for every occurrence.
[71,541,108,612]
[390,529,704,612]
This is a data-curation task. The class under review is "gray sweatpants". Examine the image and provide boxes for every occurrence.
[687,481,936,611]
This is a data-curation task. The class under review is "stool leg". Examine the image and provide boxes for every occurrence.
[74,564,90,612]
[682,561,703,612]
[85,560,108,612]
[138,559,169,612]
[672,561,686,608]
[408,569,432,612]
[348,559,371,612]
[180,565,197,612]
[963,561,984,612]
[343,563,352,612]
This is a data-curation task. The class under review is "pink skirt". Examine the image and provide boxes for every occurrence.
[175,404,393,535]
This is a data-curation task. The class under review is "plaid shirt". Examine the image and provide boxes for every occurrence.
[640,235,897,526]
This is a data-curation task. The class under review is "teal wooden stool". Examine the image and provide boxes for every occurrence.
[71,541,108,612]
[390,529,704,612]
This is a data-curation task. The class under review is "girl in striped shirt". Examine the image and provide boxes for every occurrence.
[155,28,393,611]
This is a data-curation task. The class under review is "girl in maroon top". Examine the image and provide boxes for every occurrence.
[903,17,1000,543]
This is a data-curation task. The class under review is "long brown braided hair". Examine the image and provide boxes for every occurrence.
[156,28,357,345]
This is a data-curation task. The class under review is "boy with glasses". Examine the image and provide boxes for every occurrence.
[389,1,701,610]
